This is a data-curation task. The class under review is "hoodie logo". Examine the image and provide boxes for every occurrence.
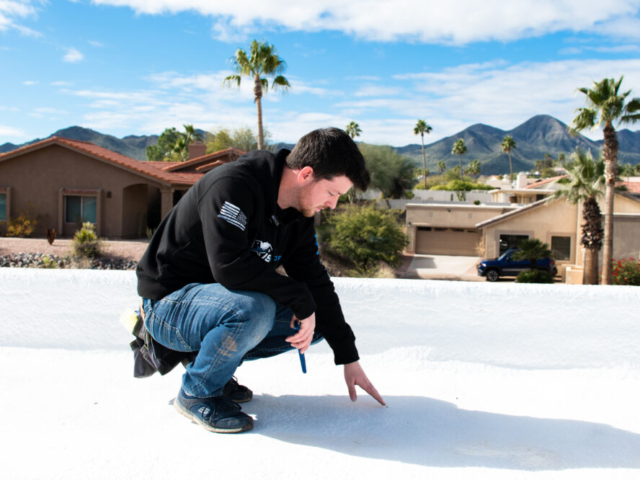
[252,240,273,263]
[219,202,247,231]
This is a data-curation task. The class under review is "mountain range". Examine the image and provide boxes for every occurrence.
[2,115,640,175]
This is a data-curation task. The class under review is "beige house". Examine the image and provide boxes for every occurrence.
[0,137,243,238]
[406,192,640,283]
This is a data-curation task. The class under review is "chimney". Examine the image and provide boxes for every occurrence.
[188,141,207,160]
[517,172,527,189]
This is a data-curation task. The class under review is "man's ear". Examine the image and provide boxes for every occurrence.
[297,166,315,185]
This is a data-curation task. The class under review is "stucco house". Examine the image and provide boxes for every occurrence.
[406,190,640,283]
[0,137,243,238]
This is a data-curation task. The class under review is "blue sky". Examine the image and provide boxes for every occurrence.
[2,0,640,147]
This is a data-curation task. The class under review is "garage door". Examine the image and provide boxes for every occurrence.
[416,227,481,256]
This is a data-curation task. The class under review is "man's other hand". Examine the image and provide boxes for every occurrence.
[344,361,386,406]
[286,313,316,354]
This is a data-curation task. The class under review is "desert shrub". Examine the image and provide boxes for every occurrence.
[431,180,494,191]
[612,258,640,286]
[326,204,408,274]
[516,270,555,284]
[72,222,102,258]
[7,210,38,237]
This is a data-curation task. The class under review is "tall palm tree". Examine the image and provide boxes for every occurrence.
[501,135,517,180]
[345,121,362,139]
[437,160,446,175]
[550,148,605,284]
[571,76,640,284]
[223,40,290,150]
[413,120,432,189]
[465,159,481,181]
[451,139,467,180]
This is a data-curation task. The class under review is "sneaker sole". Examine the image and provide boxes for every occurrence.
[174,398,253,434]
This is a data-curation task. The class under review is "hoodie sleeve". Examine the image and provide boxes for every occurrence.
[197,176,317,321]
[283,219,359,365]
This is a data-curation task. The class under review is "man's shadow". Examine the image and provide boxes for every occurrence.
[243,395,640,471]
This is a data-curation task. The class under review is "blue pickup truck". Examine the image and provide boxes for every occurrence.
[477,248,558,282]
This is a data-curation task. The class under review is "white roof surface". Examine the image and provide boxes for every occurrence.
[2,269,640,480]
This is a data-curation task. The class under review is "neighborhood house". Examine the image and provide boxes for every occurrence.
[0,137,243,238]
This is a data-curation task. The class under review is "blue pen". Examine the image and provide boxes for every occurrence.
[294,321,307,374]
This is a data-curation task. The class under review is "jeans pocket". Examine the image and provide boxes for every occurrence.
[146,311,193,352]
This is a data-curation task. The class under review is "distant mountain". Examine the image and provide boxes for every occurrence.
[2,117,639,174]
[400,115,639,175]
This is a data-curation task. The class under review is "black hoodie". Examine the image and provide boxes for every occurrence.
[136,149,358,365]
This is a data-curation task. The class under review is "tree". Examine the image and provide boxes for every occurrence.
[513,238,552,271]
[345,121,362,139]
[451,139,467,180]
[172,124,203,161]
[146,127,180,161]
[551,148,605,285]
[359,144,417,199]
[571,75,640,284]
[620,163,635,179]
[501,135,517,180]
[413,120,432,189]
[437,160,446,174]
[223,40,290,150]
[465,159,481,181]
[326,204,408,276]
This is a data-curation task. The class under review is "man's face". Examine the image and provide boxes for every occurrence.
[297,174,353,218]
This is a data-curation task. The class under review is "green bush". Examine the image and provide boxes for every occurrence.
[72,222,102,258]
[431,180,494,191]
[516,270,555,283]
[612,258,640,286]
[326,205,408,273]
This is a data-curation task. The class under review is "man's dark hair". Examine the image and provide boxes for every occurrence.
[286,127,370,191]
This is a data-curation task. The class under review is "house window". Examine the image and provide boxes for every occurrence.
[551,236,571,261]
[65,195,97,224]
[499,234,529,254]
[0,193,6,221]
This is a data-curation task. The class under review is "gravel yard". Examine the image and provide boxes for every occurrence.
[0,237,148,269]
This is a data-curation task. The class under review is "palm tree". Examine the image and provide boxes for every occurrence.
[513,238,553,271]
[172,124,203,161]
[550,148,605,285]
[223,40,290,150]
[465,159,481,181]
[414,120,432,189]
[571,76,640,284]
[451,139,467,180]
[345,121,362,139]
[437,160,446,175]
[501,135,517,180]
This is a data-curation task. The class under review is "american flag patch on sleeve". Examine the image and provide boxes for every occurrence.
[218,201,247,231]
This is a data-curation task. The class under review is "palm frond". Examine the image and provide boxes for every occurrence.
[223,74,242,87]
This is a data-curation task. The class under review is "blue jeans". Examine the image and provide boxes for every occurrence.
[142,283,323,398]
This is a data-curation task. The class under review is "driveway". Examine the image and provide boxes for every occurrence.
[401,254,483,281]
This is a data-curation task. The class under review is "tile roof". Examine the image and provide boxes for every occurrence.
[619,181,640,194]
[162,148,245,172]
[524,175,568,189]
[0,136,208,186]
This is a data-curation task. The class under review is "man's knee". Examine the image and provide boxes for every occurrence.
[227,290,277,342]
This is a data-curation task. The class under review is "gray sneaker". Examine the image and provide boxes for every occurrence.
[174,389,254,434]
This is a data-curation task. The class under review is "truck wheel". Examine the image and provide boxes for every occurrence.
[486,269,499,282]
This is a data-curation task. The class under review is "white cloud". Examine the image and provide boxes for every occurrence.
[51,81,74,87]
[63,47,84,63]
[0,0,40,36]
[0,125,26,137]
[355,85,403,97]
[91,0,640,44]
[23,80,38,86]
[88,40,104,47]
